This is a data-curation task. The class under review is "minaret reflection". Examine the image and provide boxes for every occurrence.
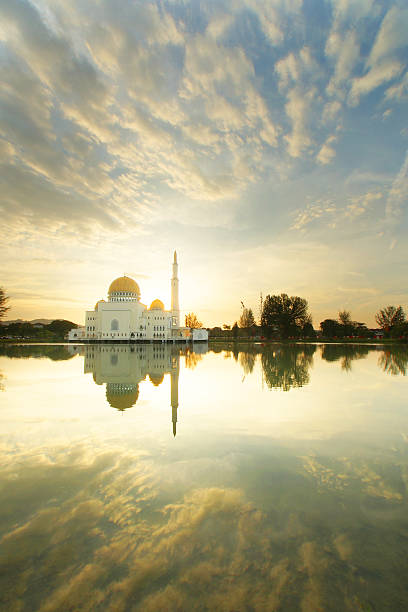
[81,344,183,436]
[171,356,179,437]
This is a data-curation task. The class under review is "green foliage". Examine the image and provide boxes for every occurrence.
[261,294,310,338]
[320,319,343,337]
[302,321,316,338]
[1,319,77,340]
[46,320,77,335]
[338,310,352,325]
[321,315,370,338]
[375,305,405,334]
[0,287,10,320]
[389,321,408,339]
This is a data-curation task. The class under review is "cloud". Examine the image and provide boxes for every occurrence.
[385,70,408,101]
[348,59,404,106]
[385,149,408,240]
[291,200,337,231]
[326,29,360,98]
[368,7,408,68]
[284,87,316,158]
[316,135,337,165]
[291,189,384,231]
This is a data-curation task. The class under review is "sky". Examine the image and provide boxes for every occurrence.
[0,0,407,328]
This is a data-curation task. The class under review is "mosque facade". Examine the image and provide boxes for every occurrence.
[68,252,208,343]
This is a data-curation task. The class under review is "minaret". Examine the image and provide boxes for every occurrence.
[171,250,180,328]
[170,355,179,437]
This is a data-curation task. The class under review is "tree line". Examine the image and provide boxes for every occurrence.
[215,294,408,341]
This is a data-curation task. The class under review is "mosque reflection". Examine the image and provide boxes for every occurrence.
[68,343,209,436]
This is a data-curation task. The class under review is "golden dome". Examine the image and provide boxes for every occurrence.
[149,298,164,310]
[108,276,140,296]
[94,299,105,311]
[149,373,164,386]
[106,385,139,410]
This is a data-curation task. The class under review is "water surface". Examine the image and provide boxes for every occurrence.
[1,342,408,611]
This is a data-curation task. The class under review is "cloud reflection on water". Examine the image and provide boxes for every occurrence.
[1,343,408,609]
[1,438,408,611]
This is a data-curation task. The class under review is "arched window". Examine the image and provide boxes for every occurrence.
[111,319,119,331]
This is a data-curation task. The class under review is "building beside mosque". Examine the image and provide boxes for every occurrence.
[68,252,208,343]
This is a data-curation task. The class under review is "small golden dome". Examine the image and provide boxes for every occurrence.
[149,298,164,310]
[94,299,105,311]
[108,276,140,296]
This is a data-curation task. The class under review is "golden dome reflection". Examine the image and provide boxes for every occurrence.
[108,276,140,296]
[149,299,165,310]
[149,373,165,386]
[106,384,139,411]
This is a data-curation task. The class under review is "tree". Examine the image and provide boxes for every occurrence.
[222,324,231,330]
[375,305,405,333]
[302,320,316,338]
[338,310,352,325]
[0,287,10,320]
[46,320,78,336]
[261,293,310,338]
[232,321,238,339]
[185,312,202,328]
[320,319,343,337]
[239,307,255,328]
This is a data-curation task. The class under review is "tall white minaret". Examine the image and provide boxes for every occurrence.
[171,250,180,328]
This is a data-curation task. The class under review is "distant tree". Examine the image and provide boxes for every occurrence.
[389,321,408,339]
[338,310,352,325]
[185,313,202,328]
[320,319,343,337]
[223,324,231,330]
[261,294,310,338]
[375,306,405,333]
[338,310,355,335]
[302,320,316,338]
[354,322,370,337]
[46,320,78,336]
[209,326,222,338]
[232,321,238,339]
[0,287,10,320]
[239,308,256,328]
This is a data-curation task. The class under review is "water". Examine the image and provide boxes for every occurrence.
[1,342,408,611]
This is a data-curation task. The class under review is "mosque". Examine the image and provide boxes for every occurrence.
[68,252,208,343]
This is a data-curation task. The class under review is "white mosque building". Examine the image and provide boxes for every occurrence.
[68,252,208,344]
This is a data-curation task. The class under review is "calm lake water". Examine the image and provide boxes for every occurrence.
[1,342,408,611]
